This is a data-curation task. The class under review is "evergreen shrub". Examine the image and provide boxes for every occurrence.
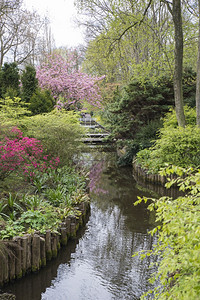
[29,89,55,115]
[21,65,38,103]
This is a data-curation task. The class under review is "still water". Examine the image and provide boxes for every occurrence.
[2,150,158,300]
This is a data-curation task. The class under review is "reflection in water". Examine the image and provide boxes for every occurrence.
[1,150,157,300]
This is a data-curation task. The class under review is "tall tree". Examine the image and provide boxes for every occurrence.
[196,0,200,127]
[0,0,47,67]
[165,0,185,127]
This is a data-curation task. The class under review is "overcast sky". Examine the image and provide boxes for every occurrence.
[23,0,85,48]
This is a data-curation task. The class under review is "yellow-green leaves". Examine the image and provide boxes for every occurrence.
[136,170,200,299]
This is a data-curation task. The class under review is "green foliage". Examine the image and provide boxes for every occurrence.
[78,0,198,86]
[30,172,49,194]
[44,166,86,207]
[0,97,31,122]
[137,126,200,171]
[19,110,85,166]
[22,194,44,211]
[182,67,196,107]
[21,65,38,103]
[135,167,200,299]
[117,119,163,166]
[104,76,174,141]
[104,69,196,142]
[1,192,24,221]
[162,106,196,128]
[1,205,59,238]
[29,89,55,115]
[0,165,89,239]
[0,62,20,98]
[136,106,199,172]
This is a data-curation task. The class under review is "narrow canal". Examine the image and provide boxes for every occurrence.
[1,149,158,300]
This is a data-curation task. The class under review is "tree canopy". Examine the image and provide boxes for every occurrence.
[36,53,105,110]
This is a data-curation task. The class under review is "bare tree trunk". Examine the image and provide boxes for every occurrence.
[196,0,200,127]
[172,0,185,127]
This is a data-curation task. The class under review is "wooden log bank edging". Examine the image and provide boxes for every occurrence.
[132,160,177,185]
[0,201,90,287]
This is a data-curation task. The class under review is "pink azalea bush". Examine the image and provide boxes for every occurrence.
[36,54,105,110]
[0,127,60,180]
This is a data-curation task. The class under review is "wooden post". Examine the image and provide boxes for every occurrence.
[40,236,46,267]
[60,227,68,245]
[21,236,28,275]
[65,217,71,237]
[13,237,22,279]
[8,243,15,281]
[31,234,40,272]
[26,234,32,272]
[2,253,8,284]
[51,233,58,258]
[45,230,52,261]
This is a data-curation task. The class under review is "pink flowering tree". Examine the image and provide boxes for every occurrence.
[0,127,60,180]
[36,53,105,110]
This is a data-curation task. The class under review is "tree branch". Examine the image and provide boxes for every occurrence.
[108,0,153,54]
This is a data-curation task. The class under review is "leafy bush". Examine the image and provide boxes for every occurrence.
[21,65,38,103]
[135,106,199,172]
[29,89,55,115]
[136,126,200,171]
[162,106,196,128]
[135,167,200,299]
[20,110,85,166]
[117,119,163,166]
[103,76,174,140]
[1,204,59,238]
[0,127,59,180]
[0,62,20,98]
[0,97,30,122]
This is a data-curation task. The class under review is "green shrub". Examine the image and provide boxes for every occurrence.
[29,89,55,115]
[135,106,199,171]
[117,119,163,166]
[0,97,30,122]
[21,65,38,103]
[104,77,173,140]
[0,165,89,239]
[152,126,200,167]
[162,106,196,128]
[19,110,85,166]
[136,126,200,171]
[135,167,200,299]
[0,62,20,98]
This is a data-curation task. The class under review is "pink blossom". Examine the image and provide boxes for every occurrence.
[0,127,60,180]
[36,54,105,110]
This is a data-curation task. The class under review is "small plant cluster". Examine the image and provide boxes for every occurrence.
[134,166,200,299]
[0,165,89,239]
[0,127,59,180]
